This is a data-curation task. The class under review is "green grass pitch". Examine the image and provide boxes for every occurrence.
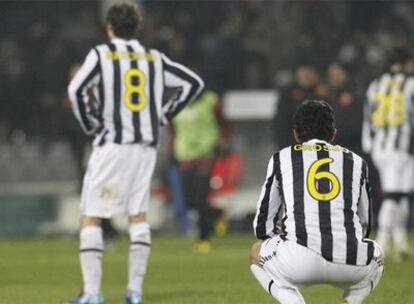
[0,234,413,303]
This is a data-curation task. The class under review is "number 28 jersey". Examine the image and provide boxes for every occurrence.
[68,38,204,146]
[253,139,374,266]
[362,72,414,155]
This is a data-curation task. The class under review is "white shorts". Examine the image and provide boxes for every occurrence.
[81,143,156,218]
[259,236,383,293]
[371,152,414,193]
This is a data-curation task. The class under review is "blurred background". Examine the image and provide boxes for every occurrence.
[1,0,414,237]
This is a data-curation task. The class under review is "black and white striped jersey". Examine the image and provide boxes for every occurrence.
[68,38,204,146]
[362,72,414,155]
[253,139,374,266]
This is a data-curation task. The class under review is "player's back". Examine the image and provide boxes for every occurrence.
[363,71,414,154]
[93,39,163,146]
[277,139,374,266]
[68,38,203,147]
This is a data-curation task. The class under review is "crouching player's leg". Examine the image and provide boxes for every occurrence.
[249,239,305,304]
[341,242,384,304]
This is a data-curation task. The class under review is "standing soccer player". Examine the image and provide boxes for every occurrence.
[362,48,414,259]
[67,3,204,304]
[250,100,383,304]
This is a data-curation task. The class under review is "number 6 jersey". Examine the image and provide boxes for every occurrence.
[362,72,414,155]
[68,38,204,146]
[253,139,374,266]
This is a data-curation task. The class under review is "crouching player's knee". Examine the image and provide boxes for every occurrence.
[342,242,384,304]
[250,240,263,265]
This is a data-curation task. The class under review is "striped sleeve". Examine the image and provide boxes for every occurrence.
[160,53,204,124]
[68,48,101,135]
[357,160,371,238]
[253,154,282,240]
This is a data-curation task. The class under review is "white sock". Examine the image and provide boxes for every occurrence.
[128,222,151,294]
[376,199,397,253]
[80,226,104,295]
[250,264,305,304]
[393,197,410,252]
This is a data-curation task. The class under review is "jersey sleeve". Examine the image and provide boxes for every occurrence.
[160,53,204,124]
[253,155,283,240]
[358,161,372,238]
[67,48,101,135]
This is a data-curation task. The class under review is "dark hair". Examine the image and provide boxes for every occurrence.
[388,47,412,66]
[106,2,141,39]
[294,100,335,142]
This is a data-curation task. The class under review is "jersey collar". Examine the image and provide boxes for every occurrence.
[111,38,127,44]
[111,38,143,48]
[304,138,329,144]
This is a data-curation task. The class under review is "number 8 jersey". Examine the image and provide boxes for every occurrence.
[362,72,414,155]
[253,139,374,266]
[68,38,204,146]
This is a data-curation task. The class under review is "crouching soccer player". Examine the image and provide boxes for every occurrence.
[250,100,384,304]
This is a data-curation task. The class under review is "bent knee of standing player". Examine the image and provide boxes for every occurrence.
[250,240,263,265]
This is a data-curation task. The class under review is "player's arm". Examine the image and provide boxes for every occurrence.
[253,155,282,240]
[160,53,204,124]
[357,161,372,238]
[361,83,375,154]
[67,49,101,135]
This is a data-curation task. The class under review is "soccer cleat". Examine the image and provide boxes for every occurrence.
[193,240,212,253]
[67,292,104,304]
[124,290,143,304]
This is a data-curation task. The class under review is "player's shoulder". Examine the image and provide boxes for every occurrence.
[333,143,368,167]
[269,145,290,160]
[130,42,163,62]
[368,71,391,87]
[87,44,110,59]
[94,43,110,52]
[367,74,382,90]
[275,145,291,156]
[343,146,364,161]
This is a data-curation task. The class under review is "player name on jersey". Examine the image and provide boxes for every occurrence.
[293,143,350,153]
[105,50,155,61]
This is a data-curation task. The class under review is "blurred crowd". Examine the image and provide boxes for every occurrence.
[274,63,362,154]
[0,1,102,141]
[1,0,414,153]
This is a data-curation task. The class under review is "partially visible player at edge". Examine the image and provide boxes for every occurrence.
[67,3,204,304]
[362,48,414,259]
[250,100,383,304]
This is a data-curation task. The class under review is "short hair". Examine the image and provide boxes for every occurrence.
[293,100,335,142]
[388,47,412,66]
[106,2,141,39]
